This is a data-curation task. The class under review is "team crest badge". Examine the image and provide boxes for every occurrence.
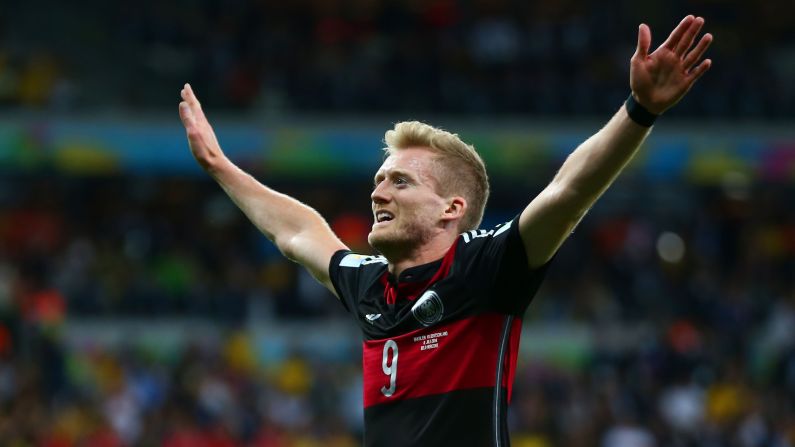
[411,290,444,326]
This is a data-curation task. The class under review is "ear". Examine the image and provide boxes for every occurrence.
[441,196,467,223]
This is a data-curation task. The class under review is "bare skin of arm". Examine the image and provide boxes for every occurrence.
[519,15,713,269]
[178,84,348,293]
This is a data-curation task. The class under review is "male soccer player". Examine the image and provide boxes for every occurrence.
[179,16,712,447]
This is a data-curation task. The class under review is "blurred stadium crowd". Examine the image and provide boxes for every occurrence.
[1,174,794,446]
[1,0,793,117]
[2,0,795,446]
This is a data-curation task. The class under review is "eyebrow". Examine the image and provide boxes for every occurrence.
[373,168,416,185]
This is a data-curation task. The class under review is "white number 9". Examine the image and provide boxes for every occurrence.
[381,340,398,397]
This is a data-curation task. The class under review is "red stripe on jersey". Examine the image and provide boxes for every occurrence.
[503,317,522,403]
[381,241,458,305]
[362,313,521,408]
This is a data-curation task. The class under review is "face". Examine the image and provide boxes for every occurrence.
[368,148,449,255]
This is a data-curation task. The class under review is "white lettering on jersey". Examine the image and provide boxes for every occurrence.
[365,313,382,323]
[339,253,388,268]
[461,220,513,243]
[413,330,449,351]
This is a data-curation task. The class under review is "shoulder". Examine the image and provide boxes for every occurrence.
[459,219,515,245]
[328,250,389,310]
[452,217,525,272]
[330,250,389,282]
[335,252,388,269]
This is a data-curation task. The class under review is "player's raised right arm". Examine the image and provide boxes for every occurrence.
[178,83,348,294]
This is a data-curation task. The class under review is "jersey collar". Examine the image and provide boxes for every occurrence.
[381,240,458,304]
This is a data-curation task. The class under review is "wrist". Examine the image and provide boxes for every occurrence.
[625,93,659,127]
[203,153,233,177]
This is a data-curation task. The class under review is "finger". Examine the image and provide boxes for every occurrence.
[674,16,704,57]
[661,15,694,51]
[178,101,195,128]
[184,83,200,108]
[180,84,193,104]
[682,33,713,70]
[687,58,712,84]
[635,24,651,59]
[182,83,209,122]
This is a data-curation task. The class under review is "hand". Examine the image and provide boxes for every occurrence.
[630,15,713,115]
[179,83,226,172]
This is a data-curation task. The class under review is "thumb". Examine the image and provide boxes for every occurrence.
[635,24,651,59]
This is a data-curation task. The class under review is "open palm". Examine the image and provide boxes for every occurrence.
[630,16,713,115]
[179,83,226,173]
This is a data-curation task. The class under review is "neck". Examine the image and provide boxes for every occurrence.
[385,234,458,278]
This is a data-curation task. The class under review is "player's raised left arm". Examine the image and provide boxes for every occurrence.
[519,15,713,269]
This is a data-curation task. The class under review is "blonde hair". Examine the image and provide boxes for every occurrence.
[384,121,489,232]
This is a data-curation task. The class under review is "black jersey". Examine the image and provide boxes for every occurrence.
[329,217,549,447]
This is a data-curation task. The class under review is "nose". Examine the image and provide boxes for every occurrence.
[371,181,390,205]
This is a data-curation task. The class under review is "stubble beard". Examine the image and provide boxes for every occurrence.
[368,217,434,260]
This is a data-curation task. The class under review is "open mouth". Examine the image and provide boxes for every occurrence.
[375,211,395,224]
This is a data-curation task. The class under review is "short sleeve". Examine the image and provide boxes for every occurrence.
[328,250,388,313]
[456,216,551,315]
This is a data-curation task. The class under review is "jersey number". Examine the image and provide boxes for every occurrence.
[381,340,398,397]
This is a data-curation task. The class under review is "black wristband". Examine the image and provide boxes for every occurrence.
[625,93,658,127]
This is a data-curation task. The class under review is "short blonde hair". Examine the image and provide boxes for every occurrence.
[384,121,489,232]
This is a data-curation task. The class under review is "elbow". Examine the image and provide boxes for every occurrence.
[275,234,299,262]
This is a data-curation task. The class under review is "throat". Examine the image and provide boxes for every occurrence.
[380,241,458,305]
